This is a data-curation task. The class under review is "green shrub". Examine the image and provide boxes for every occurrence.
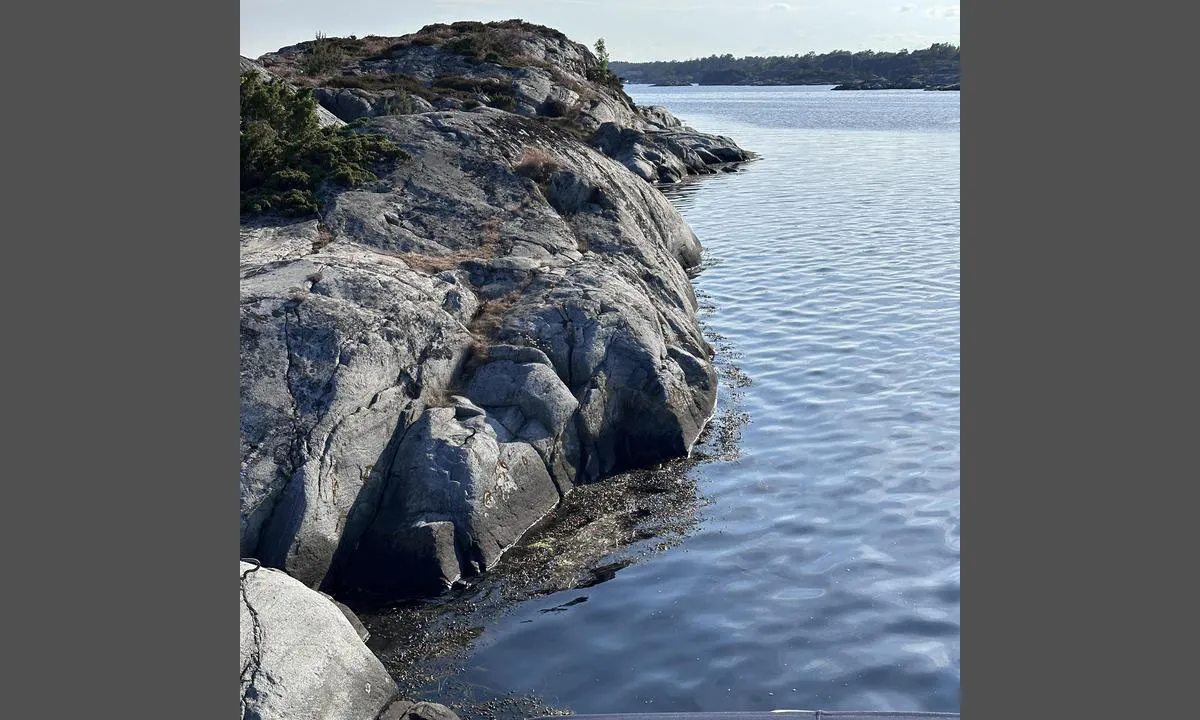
[487,95,518,111]
[301,32,347,76]
[445,37,479,56]
[379,92,412,115]
[240,70,408,217]
[432,74,506,93]
[325,72,432,97]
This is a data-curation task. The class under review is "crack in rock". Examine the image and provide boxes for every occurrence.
[239,559,265,718]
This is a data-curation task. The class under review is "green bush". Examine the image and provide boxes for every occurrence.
[301,32,347,76]
[487,95,517,111]
[445,37,479,56]
[240,70,408,217]
[432,74,507,93]
[325,72,433,100]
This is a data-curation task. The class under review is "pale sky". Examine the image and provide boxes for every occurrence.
[240,0,960,62]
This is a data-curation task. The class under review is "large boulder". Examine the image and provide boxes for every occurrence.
[239,561,398,720]
[335,401,561,597]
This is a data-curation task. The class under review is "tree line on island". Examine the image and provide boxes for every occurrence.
[610,43,959,89]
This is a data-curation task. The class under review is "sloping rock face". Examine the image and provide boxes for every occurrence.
[239,561,398,720]
[253,21,751,183]
[239,220,474,588]
[240,108,717,601]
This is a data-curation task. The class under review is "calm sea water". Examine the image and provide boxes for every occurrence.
[375,85,960,715]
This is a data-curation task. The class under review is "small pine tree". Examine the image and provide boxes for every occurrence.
[594,38,609,74]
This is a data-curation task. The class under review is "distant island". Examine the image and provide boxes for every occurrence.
[611,43,959,90]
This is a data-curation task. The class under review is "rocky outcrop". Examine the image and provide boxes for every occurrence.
[593,120,749,183]
[239,561,398,720]
[256,24,642,130]
[241,108,717,601]
[831,77,928,90]
[251,21,752,184]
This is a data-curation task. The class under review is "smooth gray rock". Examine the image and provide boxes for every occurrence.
[546,169,595,214]
[319,591,371,642]
[242,110,717,600]
[312,87,377,121]
[402,702,461,720]
[239,562,397,720]
[406,95,436,113]
[466,360,578,437]
[336,406,561,598]
[379,700,415,720]
[378,700,461,720]
[240,237,474,588]
[638,104,683,129]
[482,343,554,367]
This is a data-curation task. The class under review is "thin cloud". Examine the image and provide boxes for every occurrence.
[927,5,961,19]
[767,2,794,11]
[896,4,917,12]
[870,32,937,48]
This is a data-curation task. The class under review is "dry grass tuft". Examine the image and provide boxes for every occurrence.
[395,248,481,274]
[513,146,560,183]
[458,288,522,380]
[312,224,336,252]
[468,289,523,340]
[371,219,503,274]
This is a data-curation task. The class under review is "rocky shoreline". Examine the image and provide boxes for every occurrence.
[832,78,960,91]
[240,20,752,720]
